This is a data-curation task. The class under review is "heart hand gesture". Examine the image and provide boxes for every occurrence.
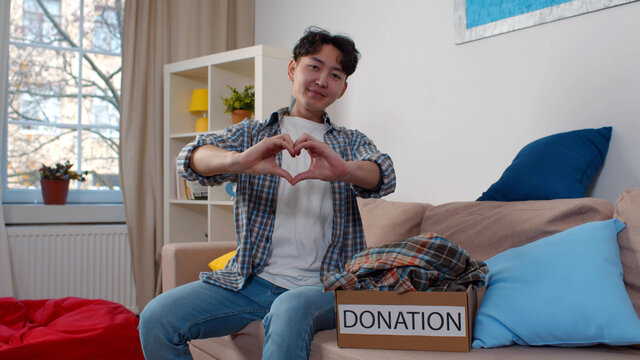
[237,134,296,184]
[290,133,348,186]
[192,133,378,189]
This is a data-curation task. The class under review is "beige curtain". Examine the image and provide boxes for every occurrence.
[120,0,254,311]
[0,0,16,298]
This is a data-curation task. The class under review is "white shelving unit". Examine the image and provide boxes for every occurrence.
[163,45,292,245]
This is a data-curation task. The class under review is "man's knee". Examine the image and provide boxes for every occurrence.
[270,291,311,319]
[138,295,168,337]
[266,287,334,326]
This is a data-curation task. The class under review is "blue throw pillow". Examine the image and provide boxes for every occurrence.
[477,127,612,201]
[472,219,640,348]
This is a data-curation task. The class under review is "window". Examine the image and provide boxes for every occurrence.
[92,3,120,53]
[3,0,124,203]
[23,0,61,45]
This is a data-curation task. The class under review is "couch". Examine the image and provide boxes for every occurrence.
[162,189,640,359]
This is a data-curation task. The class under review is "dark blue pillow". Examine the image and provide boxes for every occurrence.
[477,127,612,201]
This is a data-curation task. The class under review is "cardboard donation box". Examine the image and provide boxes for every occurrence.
[335,286,480,352]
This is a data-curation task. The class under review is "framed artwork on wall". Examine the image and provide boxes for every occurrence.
[454,0,639,44]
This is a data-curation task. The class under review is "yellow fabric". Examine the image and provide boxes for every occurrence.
[208,250,236,271]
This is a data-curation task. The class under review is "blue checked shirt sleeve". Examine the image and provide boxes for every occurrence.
[347,129,396,198]
[177,121,257,186]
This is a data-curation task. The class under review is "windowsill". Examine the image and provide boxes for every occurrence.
[3,204,126,225]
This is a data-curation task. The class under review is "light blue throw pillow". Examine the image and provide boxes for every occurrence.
[472,219,640,348]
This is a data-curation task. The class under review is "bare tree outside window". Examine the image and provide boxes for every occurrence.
[4,0,123,202]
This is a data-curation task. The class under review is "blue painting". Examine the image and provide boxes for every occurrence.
[455,0,639,43]
[466,0,572,28]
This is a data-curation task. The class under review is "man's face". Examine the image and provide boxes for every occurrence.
[288,44,348,121]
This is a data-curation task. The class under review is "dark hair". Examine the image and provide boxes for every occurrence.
[293,26,360,77]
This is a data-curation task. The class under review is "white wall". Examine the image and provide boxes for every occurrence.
[255,0,640,204]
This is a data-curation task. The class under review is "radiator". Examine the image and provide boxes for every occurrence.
[7,224,138,313]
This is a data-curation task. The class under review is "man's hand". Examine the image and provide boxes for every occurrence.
[290,133,348,186]
[237,134,296,184]
[191,134,296,184]
[290,134,380,190]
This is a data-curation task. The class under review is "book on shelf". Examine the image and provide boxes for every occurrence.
[186,180,208,200]
[175,163,208,200]
[176,170,187,200]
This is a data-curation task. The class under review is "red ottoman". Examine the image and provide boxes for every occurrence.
[0,297,144,360]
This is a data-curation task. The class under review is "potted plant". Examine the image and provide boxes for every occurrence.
[39,161,88,205]
[221,85,254,124]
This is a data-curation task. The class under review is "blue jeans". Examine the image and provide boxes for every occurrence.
[138,276,336,360]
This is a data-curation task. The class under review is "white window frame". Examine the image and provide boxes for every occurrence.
[1,0,123,208]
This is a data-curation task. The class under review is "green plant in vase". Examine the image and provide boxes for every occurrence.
[221,85,255,124]
[39,161,88,205]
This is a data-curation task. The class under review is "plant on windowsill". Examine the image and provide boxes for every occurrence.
[221,85,255,124]
[39,161,88,205]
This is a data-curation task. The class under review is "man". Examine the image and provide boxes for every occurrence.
[139,27,395,360]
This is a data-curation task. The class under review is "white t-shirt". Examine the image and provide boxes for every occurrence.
[258,116,333,289]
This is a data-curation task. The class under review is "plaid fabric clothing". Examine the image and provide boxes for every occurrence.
[323,232,488,293]
[177,108,396,291]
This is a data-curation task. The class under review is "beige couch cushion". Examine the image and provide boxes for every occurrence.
[614,189,640,317]
[357,198,432,248]
[419,198,613,261]
[310,329,640,360]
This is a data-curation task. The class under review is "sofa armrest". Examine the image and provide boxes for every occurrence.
[162,241,236,292]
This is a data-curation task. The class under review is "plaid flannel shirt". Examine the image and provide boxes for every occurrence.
[177,108,396,291]
[323,232,488,293]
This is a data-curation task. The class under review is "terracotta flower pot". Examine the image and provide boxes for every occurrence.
[231,109,252,124]
[41,179,70,205]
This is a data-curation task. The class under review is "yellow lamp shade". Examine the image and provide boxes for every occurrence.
[189,89,208,112]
